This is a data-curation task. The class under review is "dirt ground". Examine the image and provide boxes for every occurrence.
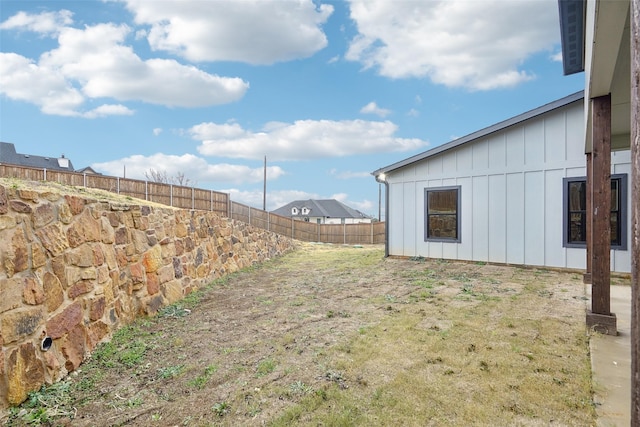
[5,242,604,426]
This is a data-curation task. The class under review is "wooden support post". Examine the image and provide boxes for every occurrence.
[584,152,593,284]
[630,0,640,422]
[586,94,616,335]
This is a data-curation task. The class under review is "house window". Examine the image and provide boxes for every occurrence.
[424,186,461,242]
[291,207,298,215]
[562,174,627,249]
[302,207,310,215]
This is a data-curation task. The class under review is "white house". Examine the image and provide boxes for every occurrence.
[271,199,373,224]
[372,91,632,273]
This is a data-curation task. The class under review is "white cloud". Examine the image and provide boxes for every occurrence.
[345,0,559,90]
[332,193,349,203]
[0,15,249,116]
[82,104,134,119]
[192,119,427,161]
[330,193,374,216]
[41,23,249,107]
[360,101,391,118]
[0,52,85,116]
[92,153,286,185]
[329,168,371,179]
[551,51,563,62]
[120,0,334,64]
[153,128,163,136]
[0,10,73,35]
[190,122,248,140]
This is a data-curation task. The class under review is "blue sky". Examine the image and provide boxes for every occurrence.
[0,0,584,218]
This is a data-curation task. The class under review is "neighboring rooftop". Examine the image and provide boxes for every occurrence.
[271,199,371,220]
[0,142,75,172]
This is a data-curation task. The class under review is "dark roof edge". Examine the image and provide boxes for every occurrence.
[558,0,586,75]
[371,90,584,177]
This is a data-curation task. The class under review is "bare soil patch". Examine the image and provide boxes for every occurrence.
[5,243,598,426]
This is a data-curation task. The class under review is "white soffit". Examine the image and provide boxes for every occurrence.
[584,0,630,153]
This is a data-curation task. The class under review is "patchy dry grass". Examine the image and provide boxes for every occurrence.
[0,177,172,208]
[4,244,596,426]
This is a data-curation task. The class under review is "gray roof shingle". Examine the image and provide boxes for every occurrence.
[271,199,371,219]
[0,142,75,171]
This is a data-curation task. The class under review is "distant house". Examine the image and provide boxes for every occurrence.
[372,91,632,273]
[271,199,373,224]
[75,166,101,175]
[0,142,75,172]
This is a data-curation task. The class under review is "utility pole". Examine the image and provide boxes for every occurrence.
[263,156,267,211]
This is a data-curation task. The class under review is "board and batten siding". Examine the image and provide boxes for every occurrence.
[386,100,632,273]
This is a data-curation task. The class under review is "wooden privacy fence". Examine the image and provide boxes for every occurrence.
[0,165,230,214]
[229,201,386,245]
[0,164,385,244]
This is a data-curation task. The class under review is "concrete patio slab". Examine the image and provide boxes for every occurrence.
[587,284,632,427]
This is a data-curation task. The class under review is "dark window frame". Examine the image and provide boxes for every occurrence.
[424,186,461,243]
[562,174,627,250]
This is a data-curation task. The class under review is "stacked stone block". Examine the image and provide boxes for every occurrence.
[0,184,294,408]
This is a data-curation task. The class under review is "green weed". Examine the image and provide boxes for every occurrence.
[5,380,76,425]
[413,279,435,288]
[212,401,230,417]
[289,380,313,396]
[256,358,276,377]
[188,364,218,389]
[157,364,185,379]
[158,304,191,318]
[118,341,147,368]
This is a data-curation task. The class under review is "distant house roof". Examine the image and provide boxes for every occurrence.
[0,142,75,172]
[75,166,101,175]
[271,199,371,220]
[372,90,584,177]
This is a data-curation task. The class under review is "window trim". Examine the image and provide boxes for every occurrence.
[562,173,627,250]
[424,186,461,243]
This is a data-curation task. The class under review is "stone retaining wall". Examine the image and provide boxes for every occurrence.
[0,184,294,408]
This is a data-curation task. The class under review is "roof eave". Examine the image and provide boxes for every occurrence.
[558,0,586,75]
